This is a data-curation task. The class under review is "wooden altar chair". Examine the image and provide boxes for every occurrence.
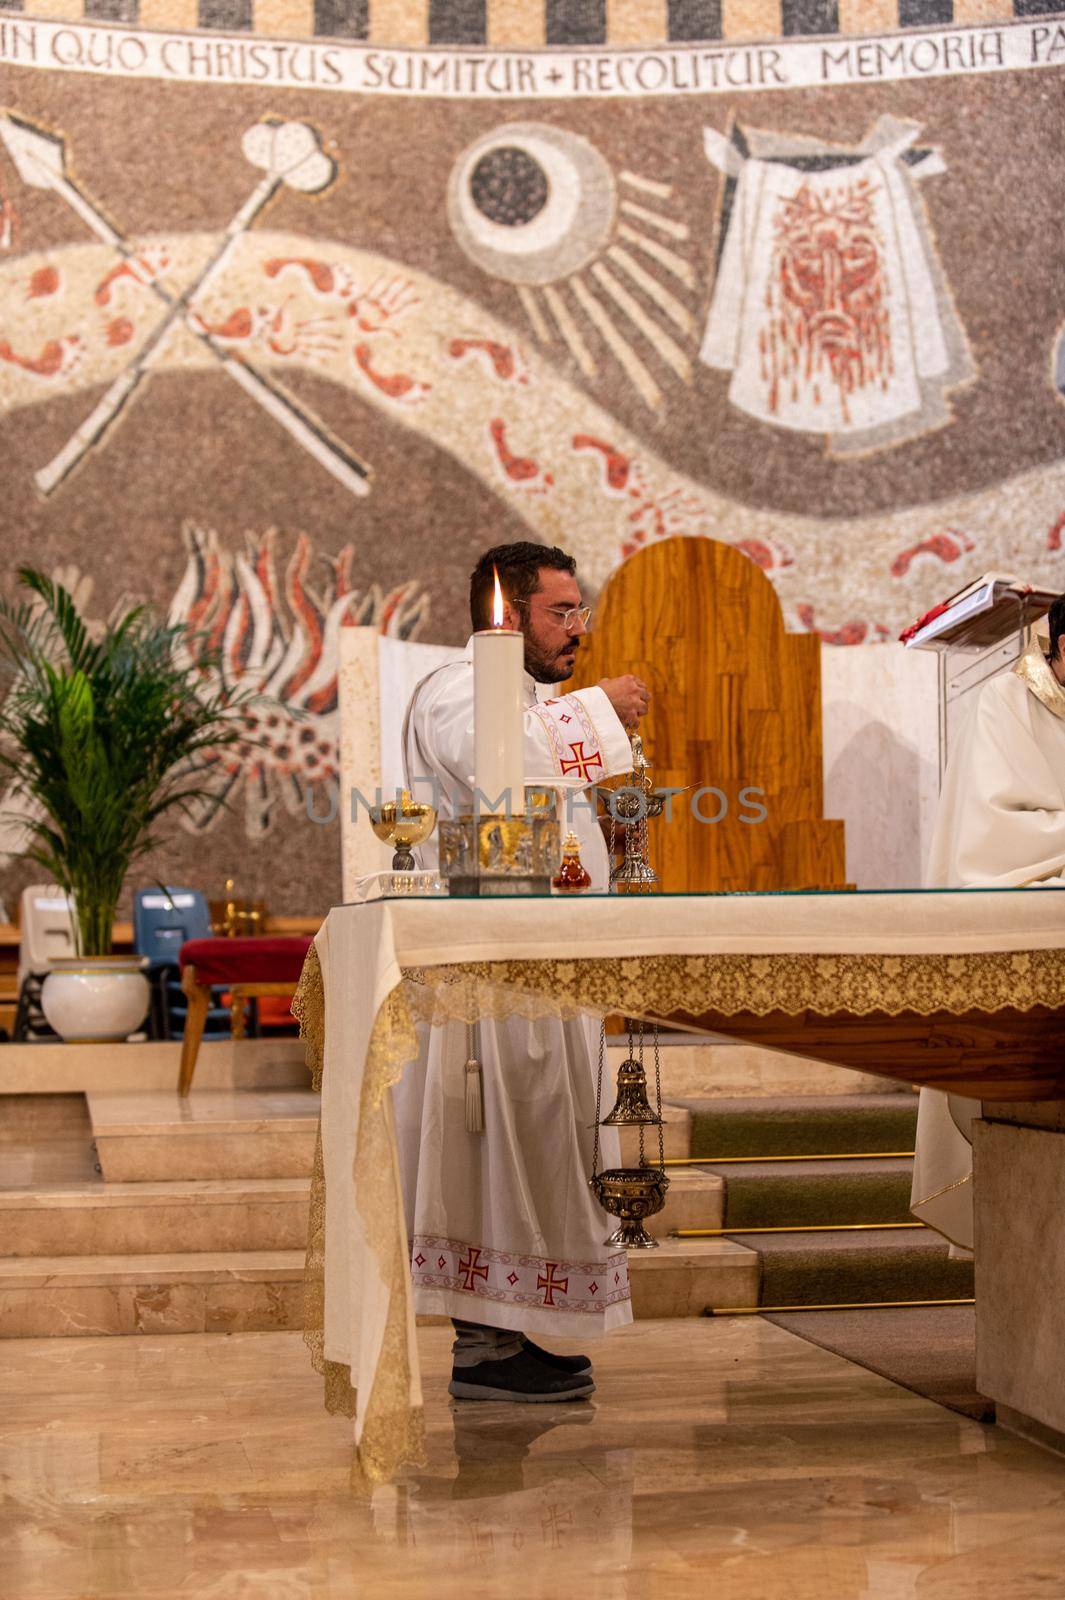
[569,537,847,893]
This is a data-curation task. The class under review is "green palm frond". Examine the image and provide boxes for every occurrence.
[0,568,264,956]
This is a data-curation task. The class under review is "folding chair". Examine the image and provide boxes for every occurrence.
[13,886,76,1042]
[132,887,231,1041]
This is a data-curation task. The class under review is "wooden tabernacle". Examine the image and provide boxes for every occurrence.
[569,536,847,893]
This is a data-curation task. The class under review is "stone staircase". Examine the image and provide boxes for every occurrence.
[674,1093,974,1310]
[0,1082,754,1335]
[0,1042,967,1337]
[0,1091,315,1337]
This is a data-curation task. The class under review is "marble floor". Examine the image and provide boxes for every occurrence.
[2,1320,1064,1599]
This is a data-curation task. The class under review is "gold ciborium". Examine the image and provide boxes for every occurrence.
[369,791,437,871]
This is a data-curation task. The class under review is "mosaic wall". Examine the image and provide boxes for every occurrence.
[1,0,1064,912]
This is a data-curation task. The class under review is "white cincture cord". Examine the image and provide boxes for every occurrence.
[464,1019,484,1134]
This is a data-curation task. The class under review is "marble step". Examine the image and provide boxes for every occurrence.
[606,1039,904,1099]
[710,1157,916,1229]
[0,1039,312,1096]
[0,1179,311,1257]
[88,1090,320,1182]
[85,1092,692,1183]
[0,1236,758,1337]
[628,1238,759,1318]
[733,1227,975,1308]
[0,1035,898,1102]
[679,1094,919,1159]
[618,1102,691,1164]
[0,1250,306,1338]
[647,1168,723,1238]
[0,1093,90,1140]
[0,1169,722,1267]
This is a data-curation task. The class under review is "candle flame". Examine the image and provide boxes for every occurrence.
[492,566,505,629]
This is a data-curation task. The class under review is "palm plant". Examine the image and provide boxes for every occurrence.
[0,567,253,957]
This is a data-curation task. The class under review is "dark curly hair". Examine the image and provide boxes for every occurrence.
[1048,595,1065,662]
[469,542,576,631]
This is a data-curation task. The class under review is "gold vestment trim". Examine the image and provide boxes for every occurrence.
[1013,637,1065,722]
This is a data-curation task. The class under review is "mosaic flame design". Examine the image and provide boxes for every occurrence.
[169,524,430,837]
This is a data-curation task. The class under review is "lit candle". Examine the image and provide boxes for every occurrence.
[473,567,525,813]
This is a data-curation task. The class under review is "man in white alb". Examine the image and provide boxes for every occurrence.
[912,596,1065,1250]
[396,541,649,1402]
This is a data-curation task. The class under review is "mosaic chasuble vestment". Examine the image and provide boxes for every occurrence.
[394,642,636,1337]
[911,643,1065,1251]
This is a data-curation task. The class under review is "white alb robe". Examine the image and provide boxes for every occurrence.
[911,644,1065,1251]
[394,641,637,1338]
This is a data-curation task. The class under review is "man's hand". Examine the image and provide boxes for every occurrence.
[599,674,650,727]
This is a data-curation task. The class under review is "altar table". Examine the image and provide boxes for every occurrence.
[293,887,1065,1489]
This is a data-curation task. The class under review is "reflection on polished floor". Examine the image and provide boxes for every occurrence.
[2,1317,1064,1599]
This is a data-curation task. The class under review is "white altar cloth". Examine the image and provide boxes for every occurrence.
[306,886,1065,1488]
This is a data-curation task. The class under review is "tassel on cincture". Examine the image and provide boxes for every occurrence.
[464,1021,484,1135]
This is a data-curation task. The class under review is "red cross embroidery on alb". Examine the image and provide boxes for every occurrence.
[537,1262,569,1306]
[559,741,604,781]
[458,1246,490,1292]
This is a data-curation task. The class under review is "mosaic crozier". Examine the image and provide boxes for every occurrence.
[701,114,974,456]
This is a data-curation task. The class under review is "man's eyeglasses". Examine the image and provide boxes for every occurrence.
[543,605,593,633]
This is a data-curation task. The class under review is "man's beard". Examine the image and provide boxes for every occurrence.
[525,638,579,685]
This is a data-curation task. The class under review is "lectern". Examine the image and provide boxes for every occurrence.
[903,573,1058,784]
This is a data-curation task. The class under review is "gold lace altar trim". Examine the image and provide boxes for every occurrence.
[301,1129,357,1419]
[400,948,1065,1027]
[292,943,325,1092]
[298,960,427,1491]
[295,939,1065,1489]
[350,982,426,1491]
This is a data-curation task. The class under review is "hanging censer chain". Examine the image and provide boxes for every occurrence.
[635,1017,645,1169]
[589,1013,669,1250]
[653,1022,665,1171]
[592,1021,605,1183]
[589,728,668,1246]
[633,732,651,879]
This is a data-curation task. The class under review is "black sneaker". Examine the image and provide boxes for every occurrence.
[449,1347,595,1402]
[521,1336,592,1375]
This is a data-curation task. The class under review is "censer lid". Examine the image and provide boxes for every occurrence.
[601,1057,663,1127]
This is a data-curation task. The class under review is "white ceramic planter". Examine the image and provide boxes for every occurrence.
[41,957,150,1043]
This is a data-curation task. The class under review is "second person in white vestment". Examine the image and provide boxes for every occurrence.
[395,542,651,1402]
[912,598,1065,1251]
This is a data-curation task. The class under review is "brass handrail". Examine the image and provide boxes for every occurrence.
[707,1297,974,1314]
[665,1151,915,1165]
[675,1222,926,1236]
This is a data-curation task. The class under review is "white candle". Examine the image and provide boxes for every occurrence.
[473,570,525,813]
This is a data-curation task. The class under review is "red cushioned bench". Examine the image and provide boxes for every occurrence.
[177,936,314,1096]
